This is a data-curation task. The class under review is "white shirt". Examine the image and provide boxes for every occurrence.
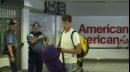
[60,28,80,63]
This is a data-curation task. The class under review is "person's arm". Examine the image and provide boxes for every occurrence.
[43,36,49,46]
[61,44,81,54]
[6,33,14,58]
[31,35,43,44]
[7,44,15,62]
[27,33,44,45]
[7,43,14,58]
[6,32,15,62]
[44,40,49,46]
[18,42,24,49]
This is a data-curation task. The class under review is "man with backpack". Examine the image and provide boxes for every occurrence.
[58,15,81,72]
[27,21,48,72]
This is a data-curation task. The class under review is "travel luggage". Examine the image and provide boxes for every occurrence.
[41,45,66,72]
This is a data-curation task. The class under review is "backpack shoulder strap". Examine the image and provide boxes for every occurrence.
[58,30,64,47]
[71,31,77,49]
[58,29,65,69]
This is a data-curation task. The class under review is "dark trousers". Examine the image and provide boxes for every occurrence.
[10,60,17,72]
[8,51,17,72]
[28,55,43,72]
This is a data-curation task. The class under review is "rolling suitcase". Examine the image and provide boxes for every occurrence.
[41,45,66,72]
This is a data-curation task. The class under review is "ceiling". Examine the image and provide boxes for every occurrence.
[31,0,128,16]
[41,0,129,2]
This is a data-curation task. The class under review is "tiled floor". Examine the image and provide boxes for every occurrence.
[0,61,129,72]
[82,62,129,72]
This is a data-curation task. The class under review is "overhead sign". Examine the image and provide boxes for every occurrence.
[44,1,66,15]
[58,1,66,15]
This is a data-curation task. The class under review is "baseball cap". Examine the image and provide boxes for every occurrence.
[31,21,41,28]
[9,19,18,25]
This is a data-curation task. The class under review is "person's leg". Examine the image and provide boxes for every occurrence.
[8,52,17,72]
[77,58,83,68]
[35,55,43,72]
[28,56,35,72]
[8,50,17,72]
[65,63,76,72]
[10,59,17,72]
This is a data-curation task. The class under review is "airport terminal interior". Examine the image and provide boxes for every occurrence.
[0,0,129,72]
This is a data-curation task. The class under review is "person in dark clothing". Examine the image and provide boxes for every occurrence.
[27,21,48,72]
